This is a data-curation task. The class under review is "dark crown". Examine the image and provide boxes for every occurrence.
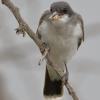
[50,1,74,16]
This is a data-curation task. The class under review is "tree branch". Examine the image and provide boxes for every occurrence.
[1,0,79,100]
[1,0,43,48]
[66,83,79,100]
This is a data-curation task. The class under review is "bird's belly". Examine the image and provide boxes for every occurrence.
[49,36,78,63]
[38,21,78,63]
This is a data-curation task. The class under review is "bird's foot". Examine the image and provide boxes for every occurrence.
[62,72,68,85]
[38,47,49,65]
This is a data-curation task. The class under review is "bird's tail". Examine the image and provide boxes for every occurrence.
[43,64,63,98]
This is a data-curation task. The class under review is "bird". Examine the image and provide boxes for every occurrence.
[36,1,84,99]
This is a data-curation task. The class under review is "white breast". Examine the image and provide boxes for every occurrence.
[38,16,82,63]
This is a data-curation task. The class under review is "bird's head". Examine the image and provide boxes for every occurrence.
[49,1,74,21]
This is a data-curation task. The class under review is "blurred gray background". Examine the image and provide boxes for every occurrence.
[0,0,100,100]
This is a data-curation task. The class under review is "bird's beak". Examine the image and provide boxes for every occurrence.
[49,12,61,20]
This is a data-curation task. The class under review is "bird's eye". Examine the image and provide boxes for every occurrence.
[63,9,67,13]
[50,8,53,12]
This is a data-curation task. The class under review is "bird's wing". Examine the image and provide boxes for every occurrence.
[36,10,51,39]
[77,15,84,49]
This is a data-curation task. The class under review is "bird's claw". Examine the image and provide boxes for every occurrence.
[38,47,49,65]
[62,72,68,85]
[38,57,45,65]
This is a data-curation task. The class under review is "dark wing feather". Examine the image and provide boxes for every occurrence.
[77,15,84,49]
[36,10,51,39]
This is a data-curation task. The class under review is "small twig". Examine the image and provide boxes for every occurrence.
[16,26,26,37]
[1,0,79,100]
[65,82,79,100]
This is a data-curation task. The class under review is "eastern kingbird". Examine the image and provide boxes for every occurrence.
[36,1,84,99]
